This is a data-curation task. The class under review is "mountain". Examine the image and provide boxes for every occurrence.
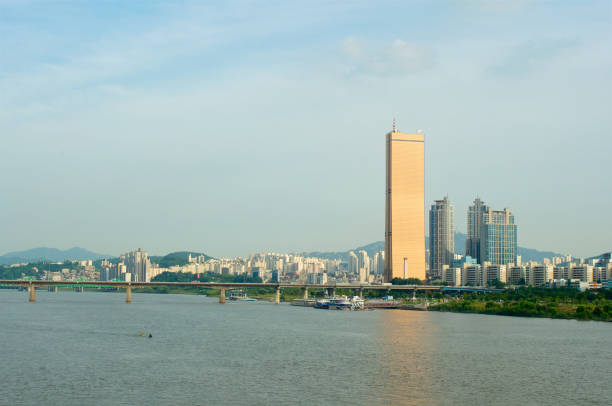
[304,241,384,262]
[303,232,563,263]
[517,247,563,263]
[0,247,110,265]
[149,251,214,268]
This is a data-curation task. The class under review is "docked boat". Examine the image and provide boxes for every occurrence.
[314,298,331,309]
[291,298,317,307]
[315,296,364,310]
[227,289,257,302]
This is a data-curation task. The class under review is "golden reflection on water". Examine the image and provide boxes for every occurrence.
[372,310,441,405]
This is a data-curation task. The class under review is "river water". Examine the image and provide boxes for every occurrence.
[1,290,610,406]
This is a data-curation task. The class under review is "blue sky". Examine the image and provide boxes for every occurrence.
[1,0,610,257]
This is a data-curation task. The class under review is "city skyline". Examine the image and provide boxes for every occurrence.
[1,1,610,258]
[0,190,607,260]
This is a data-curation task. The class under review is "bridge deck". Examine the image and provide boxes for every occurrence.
[0,280,444,290]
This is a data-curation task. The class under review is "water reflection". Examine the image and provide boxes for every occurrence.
[372,310,441,405]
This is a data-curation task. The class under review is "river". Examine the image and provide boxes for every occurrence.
[1,290,610,405]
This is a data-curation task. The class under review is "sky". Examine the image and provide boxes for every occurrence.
[1,0,610,258]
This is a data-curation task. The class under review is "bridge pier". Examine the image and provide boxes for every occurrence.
[219,288,226,304]
[126,286,132,304]
[28,285,36,302]
[302,287,308,299]
[275,286,281,304]
[328,287,336,297]
[357,288,364,298]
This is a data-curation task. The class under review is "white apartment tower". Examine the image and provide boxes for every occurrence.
[121,248,152,283]
[429,196,454,280]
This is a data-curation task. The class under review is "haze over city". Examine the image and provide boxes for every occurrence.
[1,0,610,258]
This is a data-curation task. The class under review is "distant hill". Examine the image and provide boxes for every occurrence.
[303,241,384,262]
[303,232,563,263]
[517,247,563,263]
[150,251,214,268]
[0,247,110,265]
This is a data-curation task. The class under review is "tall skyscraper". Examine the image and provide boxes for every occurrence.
[384,123,425,281]
[429,196,454,280]
[480,207,518,266]
[466,197,489,263]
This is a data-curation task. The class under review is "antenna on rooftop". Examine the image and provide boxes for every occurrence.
[392,118,396,132]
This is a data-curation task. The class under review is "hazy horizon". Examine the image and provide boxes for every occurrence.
[1,1,610,258]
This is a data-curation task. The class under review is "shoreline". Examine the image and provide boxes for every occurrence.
[428,302,612,323]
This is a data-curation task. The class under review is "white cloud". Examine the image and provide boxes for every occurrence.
[339,37,436,76]
[341,36,363,59]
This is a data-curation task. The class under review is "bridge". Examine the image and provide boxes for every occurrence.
[0,280,501,304]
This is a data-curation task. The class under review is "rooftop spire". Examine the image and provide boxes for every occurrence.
[392,118,396,133]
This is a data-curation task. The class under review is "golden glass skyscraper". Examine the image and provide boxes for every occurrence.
[384,125,425,282]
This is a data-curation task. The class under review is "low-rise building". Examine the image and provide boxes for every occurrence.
[507,265,526,285]
[569,264,593,283]
[528,264,553,287]
[484,264,506,286]
[461,264,482,286]
[442,266,461,286]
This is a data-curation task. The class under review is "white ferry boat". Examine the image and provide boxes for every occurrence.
[227,289,257,302]
[315,296,364,310]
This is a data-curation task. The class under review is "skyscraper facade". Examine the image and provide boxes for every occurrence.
[429,196,454,280]
[466,197,489,263]
[384,125,425,281]
[480,208,518,265]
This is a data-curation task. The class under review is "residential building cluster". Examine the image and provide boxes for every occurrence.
[95,249,388,285]
[36,260,96,281]
[99,248,152,282]
[429,196,611,290]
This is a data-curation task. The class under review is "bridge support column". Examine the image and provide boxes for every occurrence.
[357,288,363,298]
[302,287,308,299]
[126,286,132,304]
[28,285,36,302]
[219,288,226,304]
[275,286,281,304]
[328,287,336,297]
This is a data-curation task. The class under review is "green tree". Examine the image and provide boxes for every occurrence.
[391,277,423,285]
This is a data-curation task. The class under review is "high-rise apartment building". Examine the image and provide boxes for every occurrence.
[466,197,489,263]
[357,250,370,282]
[384,124,425,281]
[429,196,454,280]
[480,208,518,266]
[372,251,385,275]
[121,248,152,283]
[348,251,359,275]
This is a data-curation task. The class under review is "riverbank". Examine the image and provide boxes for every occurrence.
[429,298,612,322]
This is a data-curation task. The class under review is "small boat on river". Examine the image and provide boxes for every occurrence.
[227,289,257,302]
